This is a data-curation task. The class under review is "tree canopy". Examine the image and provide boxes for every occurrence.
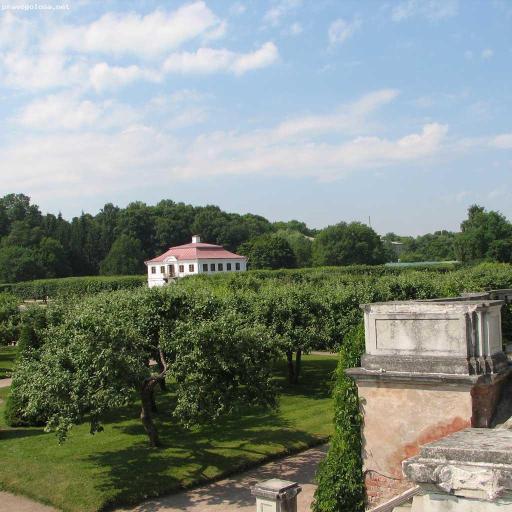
[312,222,386,266]
[8,287,279,447]
[2,194,512,283]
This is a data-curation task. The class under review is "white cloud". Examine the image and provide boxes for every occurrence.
[481,48,494,59]
[0,90,449,200]
[163,42,278,75]
[0,12,33,51]
[89,63,161,92]
[0,51,88,90]
[263,0,302,26]
[289,22,303,35]
[491,134,512,149]
[44,1,222,58]
[175,123,448,180]
[328,18,361,45]
[392,0,458,21]
[0,127,180,197]
[275,89,400,138]
[230,3,246,16]
[15,92,140,131]
[203,20,228,41]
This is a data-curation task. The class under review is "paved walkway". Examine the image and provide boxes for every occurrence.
[0,492,56,512]
[118,444,328,512]
[0,445,327,512]
[0,378,12,388]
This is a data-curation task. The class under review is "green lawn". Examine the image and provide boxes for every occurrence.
[0,354,337,512]
[0,345,17,379]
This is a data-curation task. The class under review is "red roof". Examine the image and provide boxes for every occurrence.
[145,242,246,264]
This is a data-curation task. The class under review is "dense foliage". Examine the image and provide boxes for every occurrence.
[312,222,387,266]
[7,288,280,446]
[313,324,365,512]
[239,233,297,269]
[0,275,145,300]
[0,292,20,345]
[7,262,512,449]
[5,193,512,283]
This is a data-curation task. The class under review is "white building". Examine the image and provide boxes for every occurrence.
[145,235,247,287]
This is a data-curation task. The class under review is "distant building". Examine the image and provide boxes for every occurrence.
[145,235,247,287]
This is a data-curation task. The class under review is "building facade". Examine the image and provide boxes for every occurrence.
[145,235,247,287]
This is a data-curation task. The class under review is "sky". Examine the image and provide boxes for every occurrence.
[0,0,511,236]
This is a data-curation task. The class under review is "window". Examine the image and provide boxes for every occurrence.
[203,263,208,272]
[189,264,194,272]
[235,262,240,270]
[179,264,184,273]
[218,263,223,271]
[160,266,165,274]
[151,266,156,274]
[210,263,216,271]
[227,263,232,271]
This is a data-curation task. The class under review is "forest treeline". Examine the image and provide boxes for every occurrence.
[0,193,511,283]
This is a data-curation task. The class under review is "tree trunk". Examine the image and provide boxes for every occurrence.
[140,380,161,447]
[150,387,158,413]
[156,357,167,392]
[286,351,295,384]
[293,349,302,384]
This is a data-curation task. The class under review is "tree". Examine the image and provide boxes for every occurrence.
[254,285,326,384]
[276,229,313,267]
[38,237,71,278]
[0,245,44,283]
[454,205,512,262]
[273,220,314,237]
[99,235,144,275]
[312,222,386,266]
[238,234,296,269]
[9,288,279,447]
[116,202,155,258]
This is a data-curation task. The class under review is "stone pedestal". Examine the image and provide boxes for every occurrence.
[251,479,302,512]
[346,299,511,508]
[402,428,512,511]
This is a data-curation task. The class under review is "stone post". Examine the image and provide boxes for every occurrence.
[251,479,302,512]
[402,428,512,511]
[346,298,511,508]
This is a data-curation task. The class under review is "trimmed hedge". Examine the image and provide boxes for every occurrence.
[0,275,146,300]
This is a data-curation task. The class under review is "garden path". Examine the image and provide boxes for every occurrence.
[118,444,328,512]
[0,378,12,388]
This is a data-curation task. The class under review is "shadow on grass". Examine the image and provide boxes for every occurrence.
[275,356,338,399]
[0,428,47,440]
[121,445,328,512]
[0,347,17,379]
[91,392,323,511]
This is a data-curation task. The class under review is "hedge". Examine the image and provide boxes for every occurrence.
[0,275,146,300]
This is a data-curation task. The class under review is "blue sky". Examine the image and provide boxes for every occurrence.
[0,0,511,235]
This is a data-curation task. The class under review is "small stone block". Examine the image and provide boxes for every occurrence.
[251,479,302,501]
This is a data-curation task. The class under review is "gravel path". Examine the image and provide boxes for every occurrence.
[118,444,328,512]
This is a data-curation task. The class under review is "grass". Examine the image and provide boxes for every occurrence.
[0,354,337,512]
[0,345,17,379]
